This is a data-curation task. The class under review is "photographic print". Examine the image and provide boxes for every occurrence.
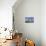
[25,17,34,23]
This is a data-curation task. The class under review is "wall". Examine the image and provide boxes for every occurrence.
[13,0,41,46]
[41,0,46,46]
